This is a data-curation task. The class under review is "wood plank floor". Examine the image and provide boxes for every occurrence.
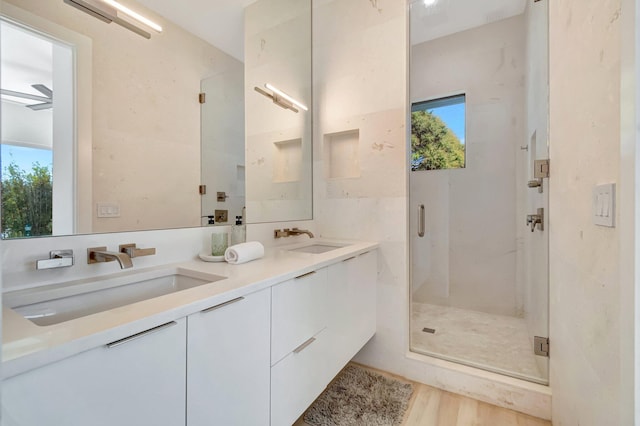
[401,382,550,426]
[295,363,551,426]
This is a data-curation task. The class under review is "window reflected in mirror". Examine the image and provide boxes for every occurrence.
[1,144,52,238]
[1,18,74,238]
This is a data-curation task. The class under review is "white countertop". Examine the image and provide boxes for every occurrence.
[2,239,378,379]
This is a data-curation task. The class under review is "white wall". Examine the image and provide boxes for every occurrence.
[410,16,526,317]
[549,0,623,424]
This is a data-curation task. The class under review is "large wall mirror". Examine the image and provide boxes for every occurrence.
[0,0,312,239]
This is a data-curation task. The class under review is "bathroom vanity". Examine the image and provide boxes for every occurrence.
[1,240,377,426]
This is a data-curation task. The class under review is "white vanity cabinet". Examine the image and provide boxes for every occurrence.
[186,288,271,426]
[2,318,187,426]
[270,250,377,426]
[270,268,331,426]
[2,245,378,426]
[271,268,328,365]
[326,250,377,373]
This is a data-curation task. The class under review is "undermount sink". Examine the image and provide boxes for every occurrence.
[9,269,226,327]
[286,243,348,254]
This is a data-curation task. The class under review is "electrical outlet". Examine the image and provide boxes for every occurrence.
[215,209,228,223]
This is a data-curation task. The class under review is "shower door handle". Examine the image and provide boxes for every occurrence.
[417,204,425,237]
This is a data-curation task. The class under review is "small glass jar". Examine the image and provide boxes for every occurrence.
[230,224,246,246]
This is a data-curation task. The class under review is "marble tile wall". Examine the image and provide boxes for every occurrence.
[549,0,623,423]
[312,0,408,385]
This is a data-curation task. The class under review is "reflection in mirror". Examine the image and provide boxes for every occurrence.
[0,19,66,238]
[0,0,313,239]
[199,54,245,227]
[244,0,312,223]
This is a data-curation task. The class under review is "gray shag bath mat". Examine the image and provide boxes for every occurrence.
[303,364,414,426]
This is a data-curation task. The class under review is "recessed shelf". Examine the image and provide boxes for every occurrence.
[273,138,302,183]
[324,129,360,179]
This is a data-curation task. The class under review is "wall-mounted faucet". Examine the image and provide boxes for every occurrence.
[288,228,314,238]
[36,250,75,270]
[274,227,315,239]
[88,247,133,269]
[119,243,156,258]
[274,228,290,238]
[526,208,544,232]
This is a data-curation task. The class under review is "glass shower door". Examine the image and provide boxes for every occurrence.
[408,0,549,384]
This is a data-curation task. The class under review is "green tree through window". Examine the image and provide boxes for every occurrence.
[411,94,465,171]
[1,161,53,238]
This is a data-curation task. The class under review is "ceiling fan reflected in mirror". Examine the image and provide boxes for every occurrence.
[0,84,53,111]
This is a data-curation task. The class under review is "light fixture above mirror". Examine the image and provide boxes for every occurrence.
[254,83,308,113]
[63,0,162,39]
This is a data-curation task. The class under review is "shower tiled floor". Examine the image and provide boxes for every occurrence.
[411,303,545,382]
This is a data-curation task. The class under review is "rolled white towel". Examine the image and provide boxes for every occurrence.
[224,241,265,264]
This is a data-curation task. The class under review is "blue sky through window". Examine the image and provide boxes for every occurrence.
[429,103,465,144]
[1,144,52,177]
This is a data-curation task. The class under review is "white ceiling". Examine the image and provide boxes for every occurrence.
[139,0,527,59]
[1,0,528,97]
[1,22,53,100]
[136,0,257,61]
[411,0,527,45]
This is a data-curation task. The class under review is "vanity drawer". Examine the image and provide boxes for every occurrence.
[271,328,331,426]
[271,267,328,365]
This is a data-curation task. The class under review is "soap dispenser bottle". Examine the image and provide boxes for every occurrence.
[230,215,246,246]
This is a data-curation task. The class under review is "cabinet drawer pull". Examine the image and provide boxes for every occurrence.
[106,321,177,348]
[201,296,245,313]
[342,256,356,262]
[293,337,316,354]
[295,271,316,280]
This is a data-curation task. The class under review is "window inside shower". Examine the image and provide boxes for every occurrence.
[411,94,466,171]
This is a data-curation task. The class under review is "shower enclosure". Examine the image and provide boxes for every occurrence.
[409,0,549,384]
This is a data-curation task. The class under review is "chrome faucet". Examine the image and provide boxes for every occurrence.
[88,247,134,269]
[288,228,314,238]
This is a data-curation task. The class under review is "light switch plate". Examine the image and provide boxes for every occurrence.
[97,203,121,218]
[593,183,615,227]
